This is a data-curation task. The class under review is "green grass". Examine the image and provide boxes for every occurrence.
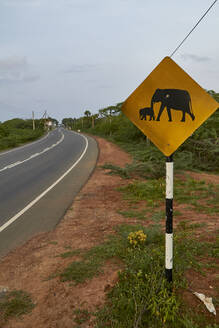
[59,236,125,284]
[174,209,183,216]
[175,179,219,215]
[0,290,34,323]
[56,171,219,326]
[73,308,91,325]
[58,249,82,259]
[175,179,214,203]
[60,260,102,283]
[101,160,166,179]
[59,226,163,284]
[118,179,165,207]
[151,211,164,223]
[207,234,219,258]
[48,241,58,245]
[115,139,219,177]
[177,220,207,231]
[118,177,219,214]
[119,208,182,223]
[118,209,148,220]
[57,221,218,327]
[101,163,130,179]
[93,224,216,327]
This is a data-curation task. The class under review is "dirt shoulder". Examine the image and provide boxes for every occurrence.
[0,136,218,327]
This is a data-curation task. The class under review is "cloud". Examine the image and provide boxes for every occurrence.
[61,0,98,9]
[2,0,42,7]
[23,74,40,83]
[0,56,27,72]
[181,54,211,62]
[63,64,97,74]
[0,56,39,83]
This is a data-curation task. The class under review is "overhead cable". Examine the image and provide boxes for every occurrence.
[170,0,218,57]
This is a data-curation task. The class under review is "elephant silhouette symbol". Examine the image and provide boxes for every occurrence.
[151,89,195,122]
[139,107,155,121]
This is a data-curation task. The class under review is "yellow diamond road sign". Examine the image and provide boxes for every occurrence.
[122,56,219,156]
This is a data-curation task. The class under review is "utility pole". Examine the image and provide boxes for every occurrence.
[32,111,35,130]
[42,110,48,130]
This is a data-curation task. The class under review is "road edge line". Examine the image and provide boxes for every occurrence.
[0,134,88,233]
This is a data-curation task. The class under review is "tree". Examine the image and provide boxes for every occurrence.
[91,113,99,128]
[62,118,75,129]
[0,125,9,137]
[83,110,92,128]
[98,105,119,118]
[207,90,219,102]
[84,110,91,118]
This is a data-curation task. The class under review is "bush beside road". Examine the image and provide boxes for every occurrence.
[0,118,45,151]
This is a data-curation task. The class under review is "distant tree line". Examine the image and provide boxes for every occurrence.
[62,102,123,132]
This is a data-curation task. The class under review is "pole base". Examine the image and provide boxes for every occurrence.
[165,268,172,283]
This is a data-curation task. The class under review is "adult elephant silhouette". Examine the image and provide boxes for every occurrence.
[151,89,195,122]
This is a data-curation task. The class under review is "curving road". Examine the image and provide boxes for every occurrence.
[0,128,98,257]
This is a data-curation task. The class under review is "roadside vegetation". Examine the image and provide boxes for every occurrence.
[1,105,218,325]
[0,290,35,326]
[59,90,219,327]
[63,90,219,176]
[54,174,219,327]
[0,117,58,152]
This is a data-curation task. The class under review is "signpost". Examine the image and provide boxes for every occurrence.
[122,56,219,282]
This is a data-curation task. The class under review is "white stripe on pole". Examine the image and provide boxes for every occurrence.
[166,162,173,199]
[165,233,173,269]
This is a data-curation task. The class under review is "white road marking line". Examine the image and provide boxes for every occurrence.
[7,162,21,168]
[0,133,64,173]
[0,134,88,232]
[30,154,38,159]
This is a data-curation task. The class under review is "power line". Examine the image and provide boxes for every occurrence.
[170,0,218,58]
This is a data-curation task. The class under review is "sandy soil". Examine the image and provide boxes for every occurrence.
[0,136,218,327]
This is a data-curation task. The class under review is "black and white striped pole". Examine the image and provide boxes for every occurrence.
[165,154,173,283]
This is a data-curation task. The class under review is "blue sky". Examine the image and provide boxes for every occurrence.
[0,0,218,122]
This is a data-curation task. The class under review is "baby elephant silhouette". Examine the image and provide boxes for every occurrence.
[139,107,155,121]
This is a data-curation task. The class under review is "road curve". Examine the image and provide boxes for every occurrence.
[0,129,98,257]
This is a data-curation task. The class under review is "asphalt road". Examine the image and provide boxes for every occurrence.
[0,129,98,257]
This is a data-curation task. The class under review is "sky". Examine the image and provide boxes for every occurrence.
[0,0,218,123]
